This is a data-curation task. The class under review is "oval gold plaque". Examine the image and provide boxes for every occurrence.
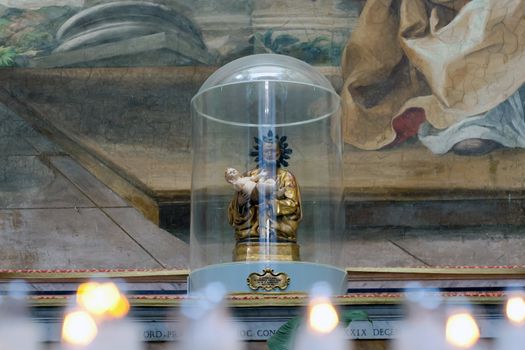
[247,268,290,291]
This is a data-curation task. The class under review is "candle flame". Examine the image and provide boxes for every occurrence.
[62,310,98,346]
[506,296,525,324]
[77,282,129,318]
[108,293,130,318]
[446,312,480,348]
[308,298,339,334]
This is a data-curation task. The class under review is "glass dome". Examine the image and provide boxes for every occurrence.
[189,54,346,294]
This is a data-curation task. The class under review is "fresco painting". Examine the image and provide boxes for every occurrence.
[341,0,525,156]
[0,4,77,66]
[1,0,525,270]
[0,0,358,67]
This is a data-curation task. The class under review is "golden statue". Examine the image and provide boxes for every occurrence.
[225,131,302,261]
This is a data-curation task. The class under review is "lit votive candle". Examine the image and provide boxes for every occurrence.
[293,296,347,350]
[446,311,480,350]
[495,292,525,350]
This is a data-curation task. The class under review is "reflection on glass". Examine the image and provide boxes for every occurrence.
[226,130,301,261]
[445,312,480,349]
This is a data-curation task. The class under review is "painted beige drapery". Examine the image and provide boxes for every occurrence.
[341,0,525,150]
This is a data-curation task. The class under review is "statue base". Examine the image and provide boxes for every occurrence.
[188,261,347,294]
[233,242,300,261]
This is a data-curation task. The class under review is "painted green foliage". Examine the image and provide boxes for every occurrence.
[0,46,16,66]
[267,310,370,350]
[0,5,78,66]
[0,3,346,67]
[252,29,343,65]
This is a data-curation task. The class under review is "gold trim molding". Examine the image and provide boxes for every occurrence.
[0,266,524,282]
[25,292,508,308]
[346,266,525,280]
[0,269,189,282]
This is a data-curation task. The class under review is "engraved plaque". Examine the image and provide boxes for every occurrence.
[247,268,290,291]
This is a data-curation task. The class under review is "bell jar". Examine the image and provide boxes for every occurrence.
[189,54,346,294]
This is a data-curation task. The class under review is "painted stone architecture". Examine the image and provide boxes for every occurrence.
[1,0,525,272]
[0,0,359,67]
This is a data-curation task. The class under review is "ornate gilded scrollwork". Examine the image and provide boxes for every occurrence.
[247,268,290,291]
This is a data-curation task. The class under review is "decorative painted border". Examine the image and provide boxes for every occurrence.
[0,269,189,282]
[0,266,523,281]
[346,266,525,281]
[25,290,508,308]
[0,266,522,308]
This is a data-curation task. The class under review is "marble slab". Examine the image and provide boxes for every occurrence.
[339,225,525,268]
[0,156,93,209]
[34,313,510,342]
[24,134,65,155]
[340,228,425,268]
[0,137,38,156]
[104,207,189,269]
[49,156,128,208]
[0,104,34,137]
[0,208,164,270]
[388,226,525,267]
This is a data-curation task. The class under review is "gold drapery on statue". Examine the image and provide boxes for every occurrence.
[341,0,525,150]
[228,168,302,244]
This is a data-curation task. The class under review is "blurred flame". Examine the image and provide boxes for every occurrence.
[308,298,339,334]
[506,296,525,324]
[446,312,480,348]
[77,282,129,319]
[108,293,130,318]
[62,310,98,346]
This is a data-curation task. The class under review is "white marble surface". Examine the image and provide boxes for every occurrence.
[0,104,188,270]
